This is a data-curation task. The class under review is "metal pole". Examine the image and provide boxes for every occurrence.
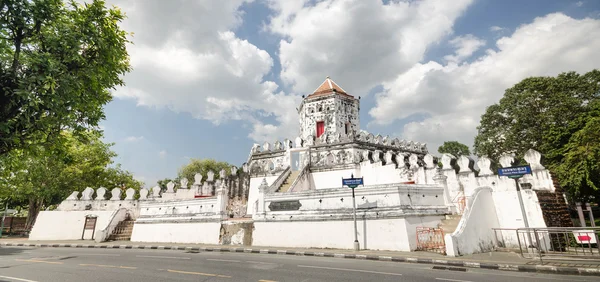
[352,187,359,251]
[515,178,533,247]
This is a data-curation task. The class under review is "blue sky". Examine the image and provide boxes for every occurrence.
[98,0,600,187]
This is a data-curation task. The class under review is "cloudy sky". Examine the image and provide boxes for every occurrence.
[96,0,600,187]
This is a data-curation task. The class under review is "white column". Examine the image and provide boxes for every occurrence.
[215,180,229,220]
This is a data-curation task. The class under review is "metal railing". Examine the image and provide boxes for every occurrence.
[416,227,446,254]
[493,227,600,263]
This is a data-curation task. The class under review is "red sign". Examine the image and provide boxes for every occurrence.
[578,235,592,242]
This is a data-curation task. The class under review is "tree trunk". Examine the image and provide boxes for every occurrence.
[25,198,43,232]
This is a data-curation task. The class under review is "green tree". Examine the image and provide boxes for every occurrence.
[177,158,233,184]
[474,70,600,162]
[438,141,470,157]
[474,70,600,200]
[0,0,130,156]
[550,101,600,202]
[0,130,142,228]
[156,178,174,193]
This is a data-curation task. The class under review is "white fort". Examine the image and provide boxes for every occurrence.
[31,77,564,256]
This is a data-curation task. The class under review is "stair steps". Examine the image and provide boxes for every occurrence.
[278,171,300,192]
[107,219,135,241]
[438,214,462,235]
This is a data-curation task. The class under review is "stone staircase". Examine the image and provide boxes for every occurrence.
[277,171,301,192]
[107,219,135,241]
[438,214,462,235]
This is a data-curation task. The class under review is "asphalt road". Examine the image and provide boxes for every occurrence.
[0,246,596,282]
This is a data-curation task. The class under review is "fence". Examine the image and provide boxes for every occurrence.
[493,227,600,263]
[416,227,446,254]
[1,217,28,236]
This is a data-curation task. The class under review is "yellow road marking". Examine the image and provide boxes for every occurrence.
[15,259,63,265]
[166,269,231,278]
[79,263,137,269]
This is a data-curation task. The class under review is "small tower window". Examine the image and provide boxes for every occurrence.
[317,121,325,138]
[345,123,350,135]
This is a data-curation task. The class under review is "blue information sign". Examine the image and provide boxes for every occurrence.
[498,165,532,179]
[342,178,363,188]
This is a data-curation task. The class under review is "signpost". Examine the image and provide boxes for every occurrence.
[342,174,364,251]
[498,165,533,246]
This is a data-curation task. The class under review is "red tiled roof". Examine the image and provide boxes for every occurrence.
[306,76,354,99]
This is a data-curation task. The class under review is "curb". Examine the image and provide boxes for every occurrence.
[2,242,598,276]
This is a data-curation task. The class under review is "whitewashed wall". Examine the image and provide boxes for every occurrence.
[446,187,500,256]
[130,222,221,244]
[247,175,280,215]
[257,183,447,221]
[253,215,442,252]
[492,190,547,247]
[137,198,220,220]
[29,211,115,240]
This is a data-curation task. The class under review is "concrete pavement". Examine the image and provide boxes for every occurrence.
[1,245,598,282]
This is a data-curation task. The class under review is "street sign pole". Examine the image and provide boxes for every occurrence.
[342,174,363,251]
[513,176,533,247]
[351,186,359,251]
[499,165,534,247]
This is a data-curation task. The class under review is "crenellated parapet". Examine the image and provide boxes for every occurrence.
[246,131,429,178]
[440,149,556,212]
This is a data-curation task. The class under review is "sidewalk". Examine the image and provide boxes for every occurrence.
[1,238,599,276]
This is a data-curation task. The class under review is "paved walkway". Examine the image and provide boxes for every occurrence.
[1,238,600,276]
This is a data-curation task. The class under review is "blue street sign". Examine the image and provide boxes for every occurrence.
[342,178,363,188]
[498,165,532,179]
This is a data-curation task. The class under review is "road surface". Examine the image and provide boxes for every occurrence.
[0,246,596,282]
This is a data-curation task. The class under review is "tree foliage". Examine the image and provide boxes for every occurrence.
[550,100,600,201]
[0,130,142,228]
[474,70,600,162]
[177,158,233,184]
[438,141,470,157]
[474,70,600,201]
[0,0,130,156]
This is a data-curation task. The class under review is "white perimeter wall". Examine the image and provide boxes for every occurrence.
[130,222,221,244]
[493,190,547,247]
[29,211,115,241]
[253,216,442,252]
[446,187,499,256]
[247,175,280,215]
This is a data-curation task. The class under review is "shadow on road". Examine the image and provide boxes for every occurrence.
[0,247,28,257]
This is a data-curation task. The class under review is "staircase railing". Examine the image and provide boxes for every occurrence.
[268,166,291,193]
[288,164,310,192]
[95,208,128,243]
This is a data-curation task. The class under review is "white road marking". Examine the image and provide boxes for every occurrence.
[435,278,472,282]
[136,255,190,260]
[207,259,241,263]
[297,265,402,276]
[247,261,278,265]
[78,253,121,256]
[0,275,39,282]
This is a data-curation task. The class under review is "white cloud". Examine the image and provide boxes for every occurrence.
[443,34,486,64]
[104,0,299,142]
[370,13,600,154]
[158,150,168,159]
[490,25,505,32]
[124,136,144,142]
[267,0,475,95]
[576,1,584,7]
